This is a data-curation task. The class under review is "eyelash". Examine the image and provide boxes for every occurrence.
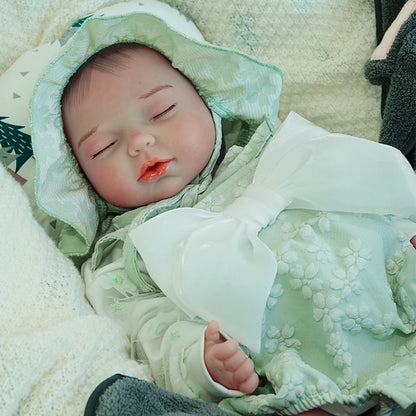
[152,104,176,121]
[91,142,115,160]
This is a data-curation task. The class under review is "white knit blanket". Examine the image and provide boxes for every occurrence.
[0,162,151,415]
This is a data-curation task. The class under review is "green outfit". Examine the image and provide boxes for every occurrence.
[29,1,416,415]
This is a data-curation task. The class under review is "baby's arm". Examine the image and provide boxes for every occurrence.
[204,320,259,393]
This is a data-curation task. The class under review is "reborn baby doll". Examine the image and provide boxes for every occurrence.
[29,1,416,415]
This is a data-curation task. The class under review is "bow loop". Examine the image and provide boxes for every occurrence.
[129,208,276,352]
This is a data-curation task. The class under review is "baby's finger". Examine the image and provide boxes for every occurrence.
[210,338,239,360]
[238,372,259,394]
[204,320,226,344]
[232,356,255,386]
[223,348,248,372]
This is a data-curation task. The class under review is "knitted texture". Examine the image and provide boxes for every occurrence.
[0,163,151,416]
[0,0,380,140]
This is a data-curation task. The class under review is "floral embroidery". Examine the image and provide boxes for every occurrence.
[340,238,372,272]
[326,332,353,370]
[373,314,397,337]
[281,220,315,241]
[306,238,336,264]
[170,330,181,341]
[274,244,299,275]
[330,266,362,299]
[100,269,139,297]
[264,325,301,354]
[110,301,122,313]
[290,263,321,299]
[336,370,358,394]
[396,230,411,244]
[313,293,343,331]
[112,274,124,287]
[306,211,336,233]
[397,287,416,322]
[267,282,284,309]
[341,304,374,333]
[373,364,416,390]
[274,371,306,405]
[396,337,416,357]
[386,248,406,278]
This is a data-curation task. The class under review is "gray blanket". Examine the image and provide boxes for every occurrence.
[84,375,229,416]
[365,0,416,167]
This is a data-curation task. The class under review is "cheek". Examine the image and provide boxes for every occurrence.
[85,163,127,202]
[172,111,216,165]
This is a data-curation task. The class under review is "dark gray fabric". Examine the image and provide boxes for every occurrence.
[85,375,229,416]
[365,0,416,167]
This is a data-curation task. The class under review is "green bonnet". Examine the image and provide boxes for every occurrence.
[30,0,283,259]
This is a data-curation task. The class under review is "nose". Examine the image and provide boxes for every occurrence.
[128,130,156,156]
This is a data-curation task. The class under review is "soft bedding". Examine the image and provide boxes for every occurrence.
[0,159,151,415]
[0,1,389,415]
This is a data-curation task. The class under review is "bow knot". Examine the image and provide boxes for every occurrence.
[224,184,289,230]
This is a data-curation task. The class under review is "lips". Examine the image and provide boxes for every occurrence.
[139,158,171,182]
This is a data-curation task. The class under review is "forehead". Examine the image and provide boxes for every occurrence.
[113,45,174,71]
[114,47,179,84]
[62,45,178,107]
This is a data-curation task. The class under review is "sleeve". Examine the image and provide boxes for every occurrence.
[81,257,243,402]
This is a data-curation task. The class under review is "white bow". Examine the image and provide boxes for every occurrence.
[129,112,416,352]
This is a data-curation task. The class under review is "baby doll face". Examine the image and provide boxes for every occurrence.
[62,45,216,208]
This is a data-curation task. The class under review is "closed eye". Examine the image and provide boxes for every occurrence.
[91,142,115,159]
[152,104,176,121]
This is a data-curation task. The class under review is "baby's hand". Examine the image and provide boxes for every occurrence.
[204,320,259,393]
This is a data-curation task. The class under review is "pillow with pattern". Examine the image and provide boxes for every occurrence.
[0,19,88,241]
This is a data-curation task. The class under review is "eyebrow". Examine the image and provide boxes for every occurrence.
[77,125,98,149]
[139,84,173,99]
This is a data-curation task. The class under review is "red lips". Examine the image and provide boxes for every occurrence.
[139,158,171,182]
